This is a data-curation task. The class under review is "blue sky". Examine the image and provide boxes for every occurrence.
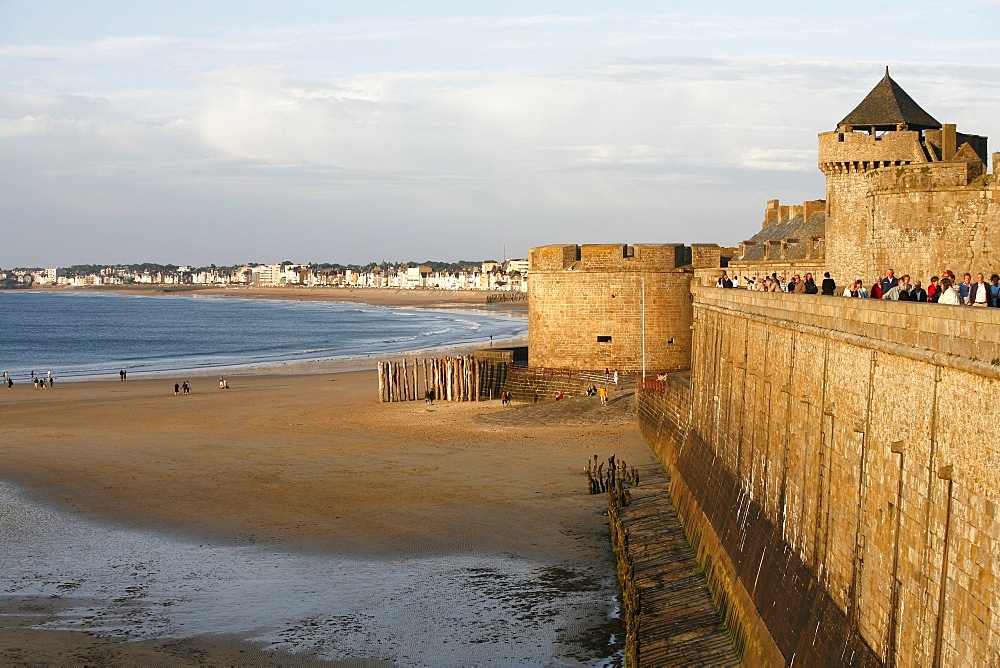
[2,1,999,266]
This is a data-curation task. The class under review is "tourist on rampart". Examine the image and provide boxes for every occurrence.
[880,269,898,296]
[912,280,927,302]
[990,274,1000,307]
[803,273,818,294]
[820,272,836,296]
[959,272,973,305]
[896,275,915,301]
[969,273,991,307]
[937,277,961,305]
[842,281,857,297]
[927,276,940,301]
[716,272,733,288]
[869,279,883,299]
[856,280,868,298]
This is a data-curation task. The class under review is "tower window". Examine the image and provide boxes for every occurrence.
[597,336,612,343]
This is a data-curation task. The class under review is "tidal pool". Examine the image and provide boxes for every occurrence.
[0,480,622,666]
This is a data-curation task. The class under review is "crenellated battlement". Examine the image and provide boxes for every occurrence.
[529,243,692,273]
[865,159,989,194]
[817,128,928,175]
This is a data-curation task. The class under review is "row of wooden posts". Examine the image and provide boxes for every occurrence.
[378,355,487,403]
[599,453,641,665]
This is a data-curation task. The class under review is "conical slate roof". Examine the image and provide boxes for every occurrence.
[839,68,940,131]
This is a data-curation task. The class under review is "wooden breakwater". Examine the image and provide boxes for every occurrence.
[604,455,738,667]
[485,292,527,304]
[376,355,508,402]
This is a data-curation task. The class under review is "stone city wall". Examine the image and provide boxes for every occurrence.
[637,285,1000,666]
[867,164,999,284]
[528,244,693,373]
[502,366,631,404]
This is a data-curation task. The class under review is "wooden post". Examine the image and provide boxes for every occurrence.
[447,358,454,402]
[423,359,429,400]
[390,362,395,402]
[401,359,407,401]
[464,356,470,401]
[473,357,479,401]
[387,362,394,402]
[435,359,441,401]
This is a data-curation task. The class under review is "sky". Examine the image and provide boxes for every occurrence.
[2,1,999,267]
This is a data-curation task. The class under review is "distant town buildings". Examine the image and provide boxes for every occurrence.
[0,260,530,292]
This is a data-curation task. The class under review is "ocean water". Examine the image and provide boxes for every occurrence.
[0,291,525,381]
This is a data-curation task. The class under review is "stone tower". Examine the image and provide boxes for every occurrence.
[528,243,699,373]
[817,69,988,283]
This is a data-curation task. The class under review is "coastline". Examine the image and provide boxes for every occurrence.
[26,284,530,313]
[3,288,528,383]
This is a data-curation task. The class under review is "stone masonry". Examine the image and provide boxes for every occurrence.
[638,286,1000,666]
[528,243,710,373]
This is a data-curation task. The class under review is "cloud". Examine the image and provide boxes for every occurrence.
[0,116,47,138]
[3,5,1000,265]
[0,35,182,61]
[738,148,816,172]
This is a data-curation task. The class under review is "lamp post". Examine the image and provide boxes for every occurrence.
[641,277,646,380]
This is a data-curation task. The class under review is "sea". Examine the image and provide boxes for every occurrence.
[0,290,526,381]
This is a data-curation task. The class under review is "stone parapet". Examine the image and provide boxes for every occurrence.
[693,285,1000,369]
[818,129,928,173]
[638,286,1000,666]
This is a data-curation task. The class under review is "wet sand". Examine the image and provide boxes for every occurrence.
[0,370,651,665]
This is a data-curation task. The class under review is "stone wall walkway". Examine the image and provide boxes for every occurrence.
[619,462,739,666]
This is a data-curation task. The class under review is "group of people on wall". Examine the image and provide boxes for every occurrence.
[717,268,1000,306]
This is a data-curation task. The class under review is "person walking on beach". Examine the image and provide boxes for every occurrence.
[174,383,180,396]
[183,380,191,394]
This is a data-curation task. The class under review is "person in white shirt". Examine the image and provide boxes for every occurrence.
[969,272,990,307]
[937,277,962,305]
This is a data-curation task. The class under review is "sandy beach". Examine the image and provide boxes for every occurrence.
[35,285,530,313]
[0,367,652,665]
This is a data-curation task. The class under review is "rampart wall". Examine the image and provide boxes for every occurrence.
[503,366,631,403]
[867,166,999,283]
[528,244,693,373]
[638,285,1000,666]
